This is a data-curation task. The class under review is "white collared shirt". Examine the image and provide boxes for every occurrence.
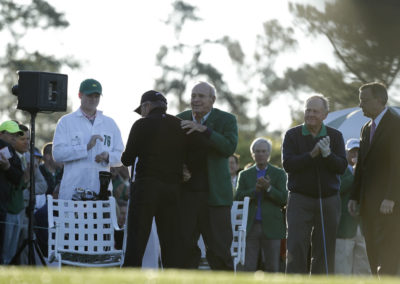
[255,165,269,172]
[192,110,212,124]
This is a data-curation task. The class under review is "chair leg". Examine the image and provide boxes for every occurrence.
[234,258,238,273]
[57,253,61,270]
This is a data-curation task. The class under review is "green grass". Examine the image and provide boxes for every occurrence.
[1,267,400,284]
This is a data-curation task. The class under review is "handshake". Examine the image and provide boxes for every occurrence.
[312,136,331,158]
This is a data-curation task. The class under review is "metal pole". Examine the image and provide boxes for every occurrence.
[316,166,329,275]
[28,111,37,264]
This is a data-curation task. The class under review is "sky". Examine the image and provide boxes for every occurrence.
[22,0,333,143]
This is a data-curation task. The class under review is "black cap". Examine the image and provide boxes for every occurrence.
[134,90,167,114]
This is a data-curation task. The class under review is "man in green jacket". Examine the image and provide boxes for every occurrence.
[178,81,238,270]
[235,138,287,272]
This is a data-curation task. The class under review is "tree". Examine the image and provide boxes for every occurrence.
[155,1,298,167]
[155,1,251,126]
[155,1,252,167]
[263,0,400,112]
[0,0,79,147]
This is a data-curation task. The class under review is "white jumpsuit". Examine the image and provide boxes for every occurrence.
[53,109,124,200]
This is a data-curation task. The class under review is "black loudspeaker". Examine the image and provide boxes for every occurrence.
[13,71,68,113]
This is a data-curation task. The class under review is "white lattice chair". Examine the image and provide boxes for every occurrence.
[47,195,123,268]
[230,196,250,272]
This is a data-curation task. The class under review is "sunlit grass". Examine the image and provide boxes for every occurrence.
[1,267,399,284]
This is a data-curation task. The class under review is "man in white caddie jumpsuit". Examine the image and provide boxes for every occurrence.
[53,79,124,200]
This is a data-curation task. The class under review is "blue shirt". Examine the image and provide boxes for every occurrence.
[255,167,267,221]
[372,107,387,128]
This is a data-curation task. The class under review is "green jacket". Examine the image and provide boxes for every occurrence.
[235,164,287,239]
[7,178,27,214]
[337,166,359,238]
[177,108,238,206]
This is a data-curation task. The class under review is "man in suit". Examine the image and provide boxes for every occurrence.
[235,137,287,272]
[282,95,347,274]
[178,81,238,270]
[348,82,400,276]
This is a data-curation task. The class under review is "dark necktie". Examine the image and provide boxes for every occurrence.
[370,120,376,143]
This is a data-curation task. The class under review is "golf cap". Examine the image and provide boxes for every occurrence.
[134,90,167,114]
[33,147,43,158]
[79,79,102,95]
[345,138,360,151]
[0,121,24,135]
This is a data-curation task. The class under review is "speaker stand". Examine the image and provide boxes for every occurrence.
[10,111,46,266]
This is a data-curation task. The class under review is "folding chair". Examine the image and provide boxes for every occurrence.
[230,196,250,272]
[47,195,123,268]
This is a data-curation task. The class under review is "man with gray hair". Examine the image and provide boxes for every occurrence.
[235,137,287,272]
[178,81,238,270]
[282,95,347,274]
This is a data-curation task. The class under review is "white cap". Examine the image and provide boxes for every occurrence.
[345,138,360,151]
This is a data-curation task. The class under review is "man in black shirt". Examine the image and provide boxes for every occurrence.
[121,90,187,268]
[282,96,347,274]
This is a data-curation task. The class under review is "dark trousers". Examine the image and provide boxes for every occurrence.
[123,179,181,268]
[286,192,340,274]
[243,222,281,272]
[179,191,233,270]
[362,210,400,276]
[0,210,5,264]
[34,203,48,257]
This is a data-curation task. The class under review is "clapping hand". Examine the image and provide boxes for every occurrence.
[310,143,321,158]
[318,136,331,157]
[256,176,270,192]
